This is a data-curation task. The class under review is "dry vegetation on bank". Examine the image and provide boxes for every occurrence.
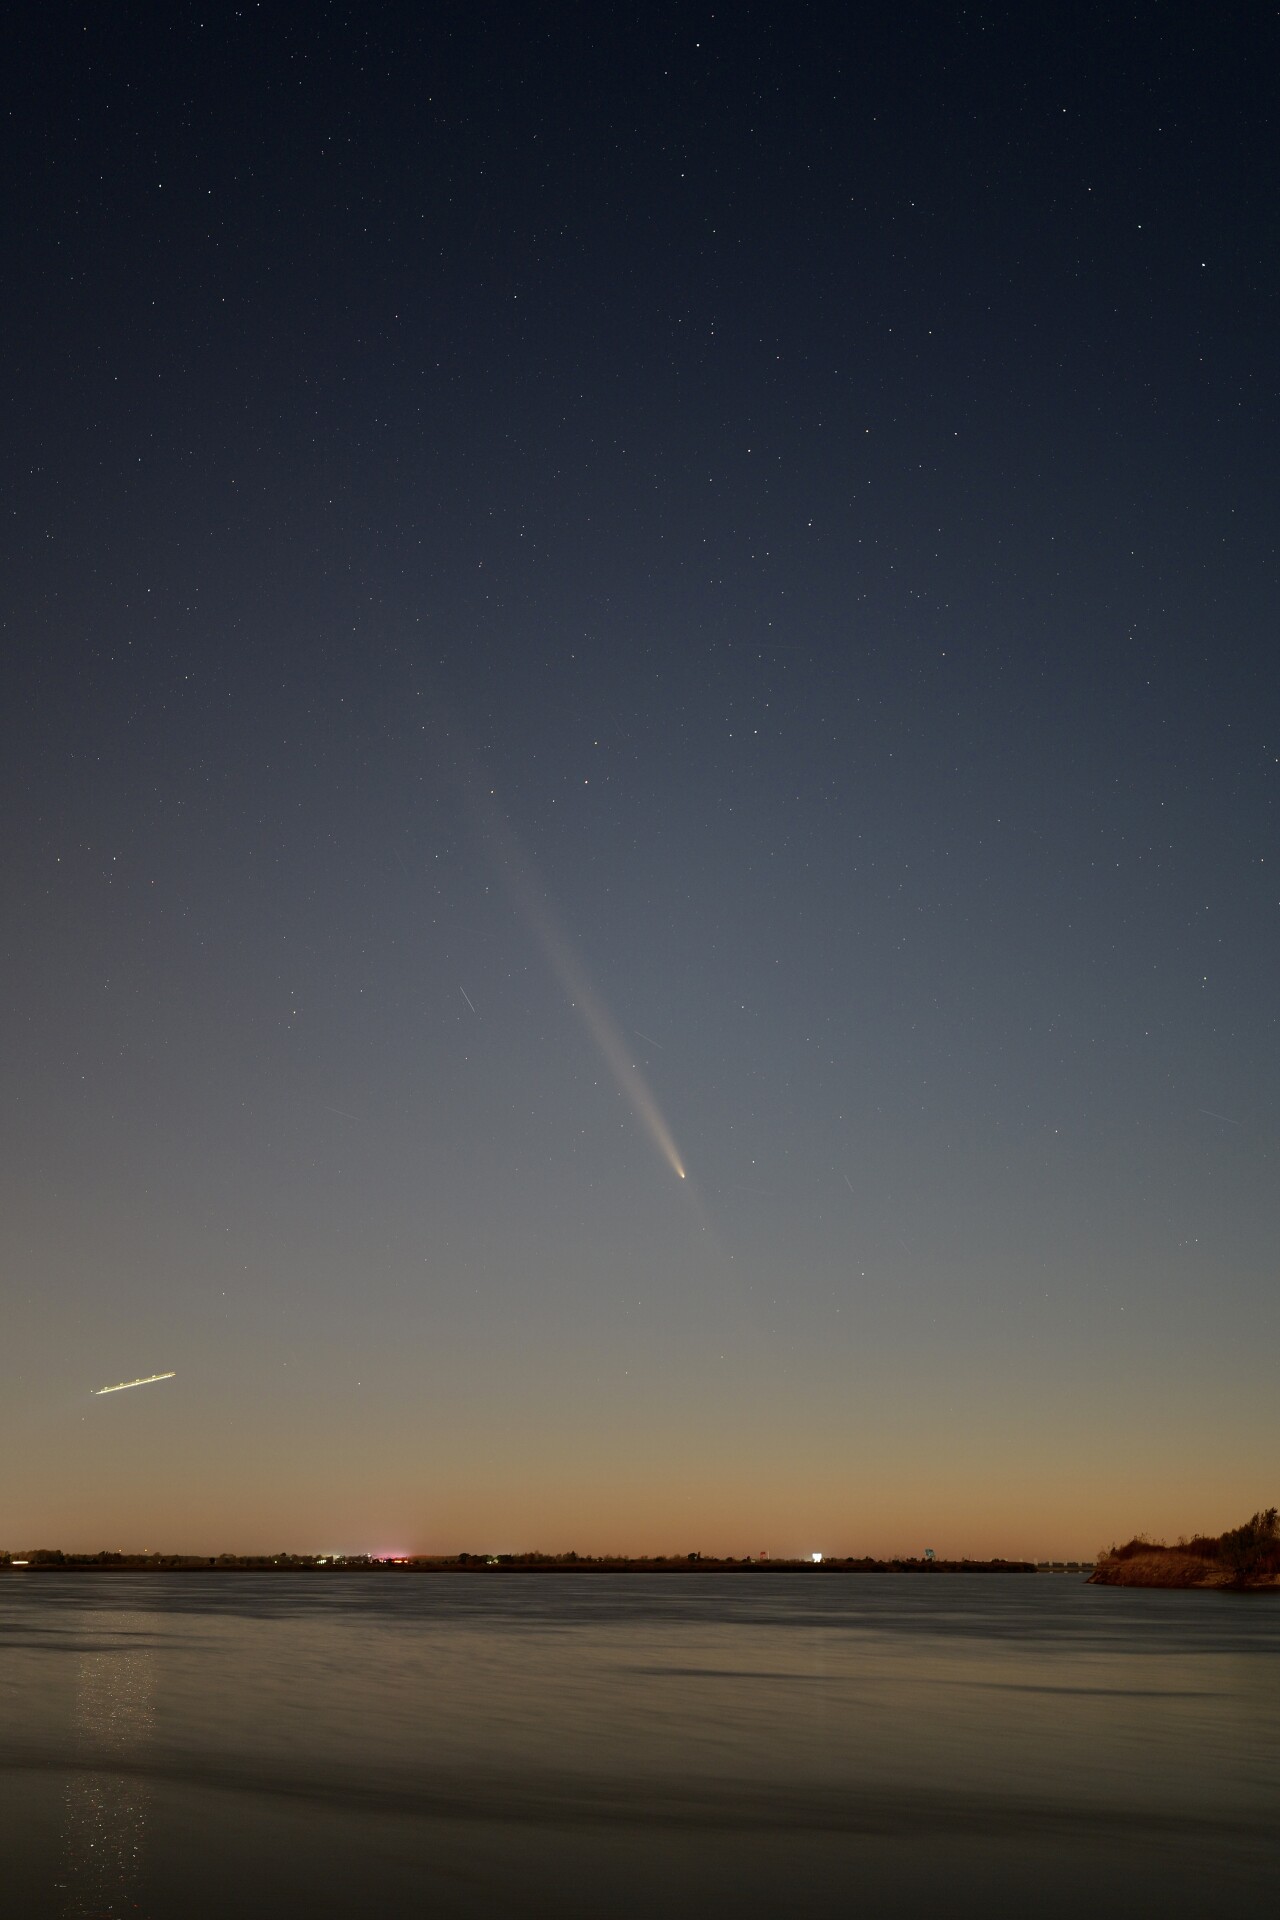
[1090,1508,1280,1591]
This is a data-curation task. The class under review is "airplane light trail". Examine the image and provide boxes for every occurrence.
[92,1372,176,1396]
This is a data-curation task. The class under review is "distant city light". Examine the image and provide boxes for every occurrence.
[811,1552,823,1564]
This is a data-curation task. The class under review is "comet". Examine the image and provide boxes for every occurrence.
[417,705,689,1185]
[475,799,687,1182]
[92,1372,176,1397]
[511,885,686,1180]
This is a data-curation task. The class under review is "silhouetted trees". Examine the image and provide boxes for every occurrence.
[1097,1508,1279,1589]
[1221,1508,1279,1583]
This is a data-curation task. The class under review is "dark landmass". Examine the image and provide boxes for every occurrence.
[1090,1508,1280,1592]
[0,1548,1033,1574]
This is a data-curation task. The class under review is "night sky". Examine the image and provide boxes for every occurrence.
[4,3,1276,1558]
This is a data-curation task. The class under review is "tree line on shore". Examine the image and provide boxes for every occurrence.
[0,1548,1035,1573]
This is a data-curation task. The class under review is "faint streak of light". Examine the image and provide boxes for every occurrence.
[92,1373,175,1397]
[460,986,477,1013]
[481,806,686,1181]
[844,1173,855,1192]
[1198,1108,1239,1125]
[633,1029,665,1050]
[322,1105,364,1122]
[421,706,688,1185]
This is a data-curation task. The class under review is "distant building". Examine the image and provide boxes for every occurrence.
[924,1548,936,1561]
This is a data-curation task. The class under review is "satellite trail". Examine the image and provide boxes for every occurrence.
[92,1372,176,1397]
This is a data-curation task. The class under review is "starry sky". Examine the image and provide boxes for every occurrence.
[4,3,1276,1559]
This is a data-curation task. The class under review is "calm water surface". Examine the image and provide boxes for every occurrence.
[1,1571,1277,1916]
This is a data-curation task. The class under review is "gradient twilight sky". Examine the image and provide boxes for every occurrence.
[3,3,1276,1559]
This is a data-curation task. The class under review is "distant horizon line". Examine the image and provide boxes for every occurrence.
[2,1547,1097,1571]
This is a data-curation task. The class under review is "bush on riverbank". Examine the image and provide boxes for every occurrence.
[1093,1509,1279,1590]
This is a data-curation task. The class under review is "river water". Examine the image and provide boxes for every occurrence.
[1,1570,1276,1916]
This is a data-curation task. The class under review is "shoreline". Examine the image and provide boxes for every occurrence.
[1089,1552,1280,1593]
[2,1554,1036,1575]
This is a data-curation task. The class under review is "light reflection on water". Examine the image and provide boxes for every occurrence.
[57,1616,154,1918]
[0,1572,1277,1916]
